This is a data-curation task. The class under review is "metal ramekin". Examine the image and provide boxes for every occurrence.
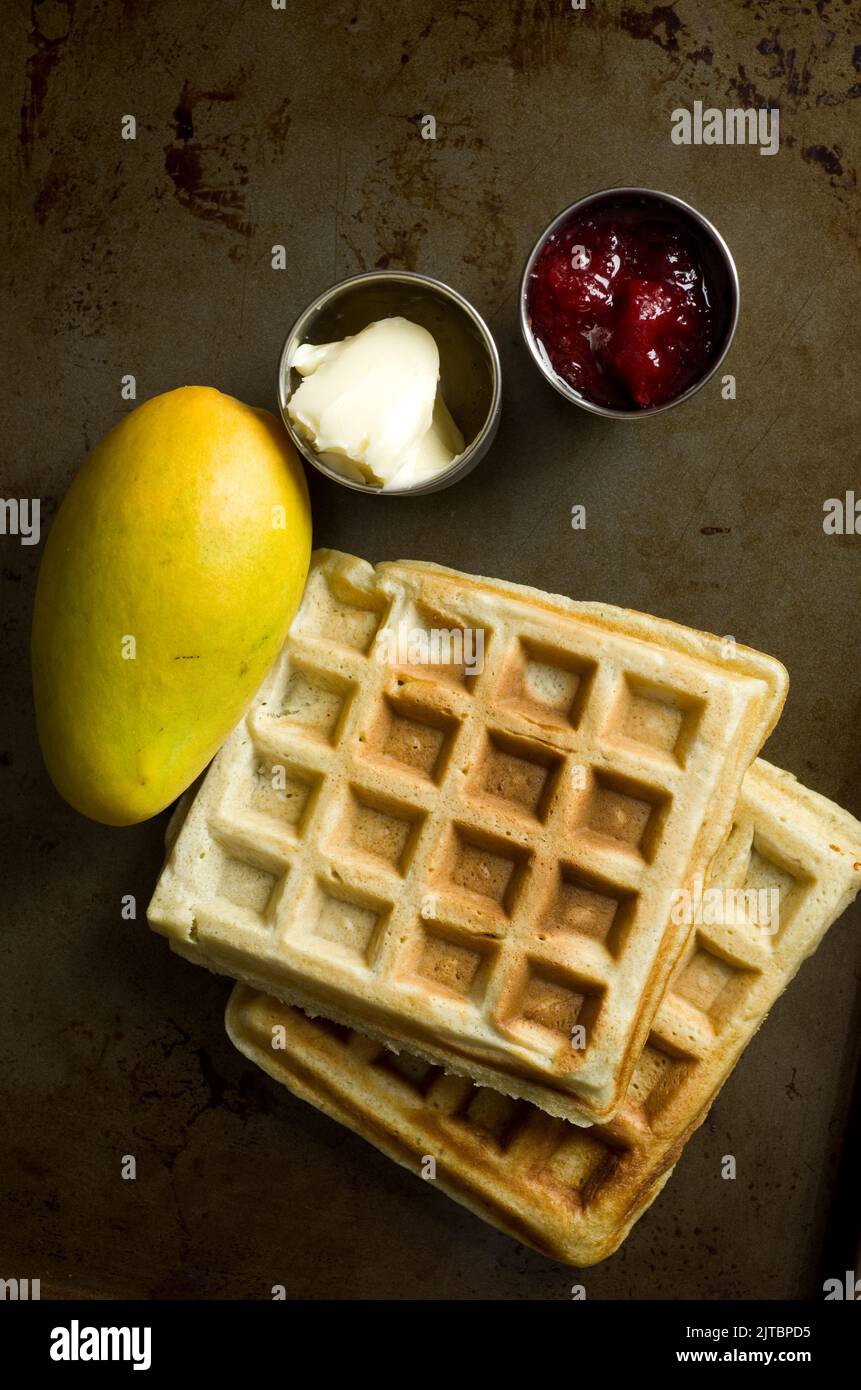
[277,270,502,494]
[520,187,740,419]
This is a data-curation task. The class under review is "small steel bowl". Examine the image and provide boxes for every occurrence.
[520,187,740,419]
[277,270,501,494]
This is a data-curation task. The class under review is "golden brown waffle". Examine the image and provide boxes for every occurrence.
[149,550,787,1124]
[226,761,861,1266]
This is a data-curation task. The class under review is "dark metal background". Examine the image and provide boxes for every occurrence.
[3,0,859,1299]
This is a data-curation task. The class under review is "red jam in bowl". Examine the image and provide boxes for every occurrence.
[526,202,721,411]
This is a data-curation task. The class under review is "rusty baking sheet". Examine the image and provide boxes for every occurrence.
[2,0,859,1299]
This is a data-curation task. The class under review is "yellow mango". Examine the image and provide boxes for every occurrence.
[32,386,311,825]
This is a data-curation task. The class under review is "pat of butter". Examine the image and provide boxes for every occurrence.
[288,317,464,490]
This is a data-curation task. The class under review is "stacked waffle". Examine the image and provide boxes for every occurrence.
[148,551,861,1264]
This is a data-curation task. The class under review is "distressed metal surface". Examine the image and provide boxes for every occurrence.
[2,0,859,1299]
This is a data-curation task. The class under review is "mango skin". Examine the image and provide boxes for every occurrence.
[32,386,311,825]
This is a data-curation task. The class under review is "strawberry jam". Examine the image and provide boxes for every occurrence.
[526,202,720,410]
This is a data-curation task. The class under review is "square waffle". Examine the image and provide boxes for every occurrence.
[149,549,787,1124]
[225,761,861,1266]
